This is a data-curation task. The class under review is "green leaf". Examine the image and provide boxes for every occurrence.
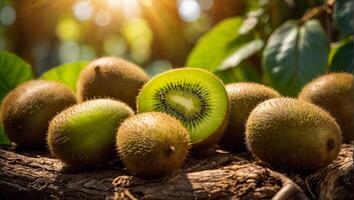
[262,20,329,96]
[40,61,89,92]
[218,39,264,71]
[0,51,33,103]
[186,17,256,72]
[333,0,354,35]
[330,38,354,73]
[215,63,262,84]
[0,123,10,145]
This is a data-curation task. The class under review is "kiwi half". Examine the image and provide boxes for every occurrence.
[77,57,150,109]
[1,80,76,149]
[246,98,342,172]
[117,112,190,178]
[47,99,134,167]
[137,68,229,150]
[299,73,354,143]
[218,82,280,152]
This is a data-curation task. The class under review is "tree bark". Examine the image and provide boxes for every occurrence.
[0,145,352,200]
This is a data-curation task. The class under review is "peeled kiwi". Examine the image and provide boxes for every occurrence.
[47,99,134,167]
[246,98,342,172]
[1,80,76,149]
[117,112,190,178]
[218,82,280,152]
[77,57,150,109]
[137,68,229,150]
[299,73,354,143]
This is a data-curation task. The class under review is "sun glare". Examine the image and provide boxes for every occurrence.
[73,0,142,25]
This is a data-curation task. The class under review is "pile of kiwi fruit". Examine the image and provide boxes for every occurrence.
[1,55,352,178]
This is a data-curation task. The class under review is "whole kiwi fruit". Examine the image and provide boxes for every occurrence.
[48,99,134,167]
[299,73,354,143]
[77,57,150,109]
[218,82,280,152]
[137,68,229,150]
[246,98,341,172]
[1,80,76,149]
[117,112,190,178]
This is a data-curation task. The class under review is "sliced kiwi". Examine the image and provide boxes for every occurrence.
[117,112,190,178]
[1,80,77,149]
[246,98,342,172]
[137,68,229,150]
[219,82,280,152]
[299,73,354,143]
[77,57,150,109]
[47,99,134,168]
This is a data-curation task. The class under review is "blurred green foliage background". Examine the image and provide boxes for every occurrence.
[1,0,350,76]
[0,0,353,95]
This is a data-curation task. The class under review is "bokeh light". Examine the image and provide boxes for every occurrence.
[73,0,93,21]
[178,0,201,22]
[1,0,248,73]
[0,6,16,26]
[95,10,111,26]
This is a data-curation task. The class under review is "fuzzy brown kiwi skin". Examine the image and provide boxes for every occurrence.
[48,99,134,168]
[0,80,77,149]
[246,98,342,172]
[117,112,190,178]
[77,57,150,109]
[218,83,281,152]
[299,73,354,143]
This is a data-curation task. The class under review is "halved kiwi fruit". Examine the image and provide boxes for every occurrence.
[1,80,77,149]
[137,68,229,150]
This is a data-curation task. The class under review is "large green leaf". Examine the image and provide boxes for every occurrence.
[215,63,262,84]
[262,20,329,96]
[330,38,354,73]
[0,51,33,103]
[186,17,256,72]
[218,39,264,71]
[40,61,89,92]
[333,0,353,35]
[0,51,32,145]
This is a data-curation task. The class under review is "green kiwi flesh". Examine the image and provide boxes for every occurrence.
[299,73,354,143]
[246,98,342,172]
[77,57,150,109]
[48,99,134,167]
[1,80,77,149]
[219,82,280,152]
[117,112,190,178]
[137,68,229,150]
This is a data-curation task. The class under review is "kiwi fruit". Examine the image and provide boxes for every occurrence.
[137,68,229,150]
[246,98,341,172]
[299,73,354,143]
[218,82,280,152]
[47,99,134,167]
[77,57,150,109]
[1,80,76,149]
[116,112,190,178]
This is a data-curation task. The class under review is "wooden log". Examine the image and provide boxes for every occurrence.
[0,144,352,199]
